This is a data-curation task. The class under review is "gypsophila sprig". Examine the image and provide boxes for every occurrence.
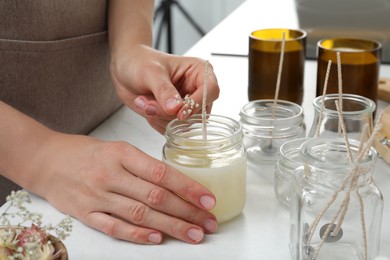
[0,190,72,260]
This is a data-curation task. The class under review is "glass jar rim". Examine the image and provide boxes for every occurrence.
[164,114,242,147]
[313,93,376,116]
[300,138,377,169]
[250,28,307,42]
[317,37,382,53]
[240,99,304,126]
[280,137,309,161]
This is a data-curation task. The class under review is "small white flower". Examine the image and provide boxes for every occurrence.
[0,190,72,259]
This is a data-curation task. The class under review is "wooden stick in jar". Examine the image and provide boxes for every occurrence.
[271,32,286,118]
[202,60,209,140]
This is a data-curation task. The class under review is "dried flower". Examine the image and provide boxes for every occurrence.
[0,190,72,260]
[180,94,199,115]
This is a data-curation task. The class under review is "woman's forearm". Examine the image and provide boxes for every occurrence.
[0,101,55,188]
[108,0,154,57]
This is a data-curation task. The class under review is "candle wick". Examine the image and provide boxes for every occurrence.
[272,32,286,118]
[202,60,209,140]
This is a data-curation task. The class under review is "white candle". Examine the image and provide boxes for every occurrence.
[163,114,247,224]
[164,154,246,223]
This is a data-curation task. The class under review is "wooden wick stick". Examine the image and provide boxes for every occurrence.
[315,60,332,137]
[271,32,286,118]
[336,52,343,108]
[202,60,209,140]
[336,52,343,136]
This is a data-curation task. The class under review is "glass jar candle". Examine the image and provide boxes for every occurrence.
[163,114,246,224]
[240,100,306,165]
[248,28,306,104]
[290,138,383,260]
[274,138,308,208]
[316,38,381,104]
[308,93,376,141]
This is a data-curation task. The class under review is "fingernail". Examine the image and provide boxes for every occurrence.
[165,97,180,110]
[145,104,157,116]
[180,110,190,120]
[204,218,218,233]
[148,232,162,244]
[134,97,145,109]
[187,228,204,243]
[200,195,216,210]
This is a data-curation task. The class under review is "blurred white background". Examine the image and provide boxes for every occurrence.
[153,0,245,55]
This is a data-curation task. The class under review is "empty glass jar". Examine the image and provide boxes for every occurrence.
[240,100,306,165]
[274,138,308,207]
[163,114,246,223]
[308,93,376,141]
[290,138,383,260]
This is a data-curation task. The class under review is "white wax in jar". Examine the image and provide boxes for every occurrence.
[331,47,362,52]
[164,156,246,224]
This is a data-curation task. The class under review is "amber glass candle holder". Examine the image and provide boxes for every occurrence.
[248,28,306,104]
[316,38,382,103]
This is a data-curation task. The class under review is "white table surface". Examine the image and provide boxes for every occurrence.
[1,0,390,259]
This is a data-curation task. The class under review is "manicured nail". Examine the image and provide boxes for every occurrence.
[180,110,190,120]
[145,104,157,116]
[165,97,180,110]
[134,97,145,110]
[187,228,204,243]
[204,218,218,233]
[200,195,216,210]
[148,232,162,244]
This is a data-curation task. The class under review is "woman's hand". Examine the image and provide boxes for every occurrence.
[0,94,217,245]
[107,1,219,134]
[110,45,220,133]
[26,133,218,244]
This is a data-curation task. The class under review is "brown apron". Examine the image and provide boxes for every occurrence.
[0,0,122,203]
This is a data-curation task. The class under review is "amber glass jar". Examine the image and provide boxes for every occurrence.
[316,38,381,103]
[248,28,306,104]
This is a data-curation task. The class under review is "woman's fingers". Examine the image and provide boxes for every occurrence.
[84,195,211,244]
[119,145,216,211]
[84,211,163,244]
[108,168,217,233]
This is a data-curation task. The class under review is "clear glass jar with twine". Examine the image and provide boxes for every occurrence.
[290,138,383,260]
[308,93,376,141]
[163,114,247,224]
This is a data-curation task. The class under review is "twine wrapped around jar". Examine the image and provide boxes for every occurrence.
[290,138,383,260]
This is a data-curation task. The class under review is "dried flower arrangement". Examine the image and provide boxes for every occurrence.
[0,190,72,260]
